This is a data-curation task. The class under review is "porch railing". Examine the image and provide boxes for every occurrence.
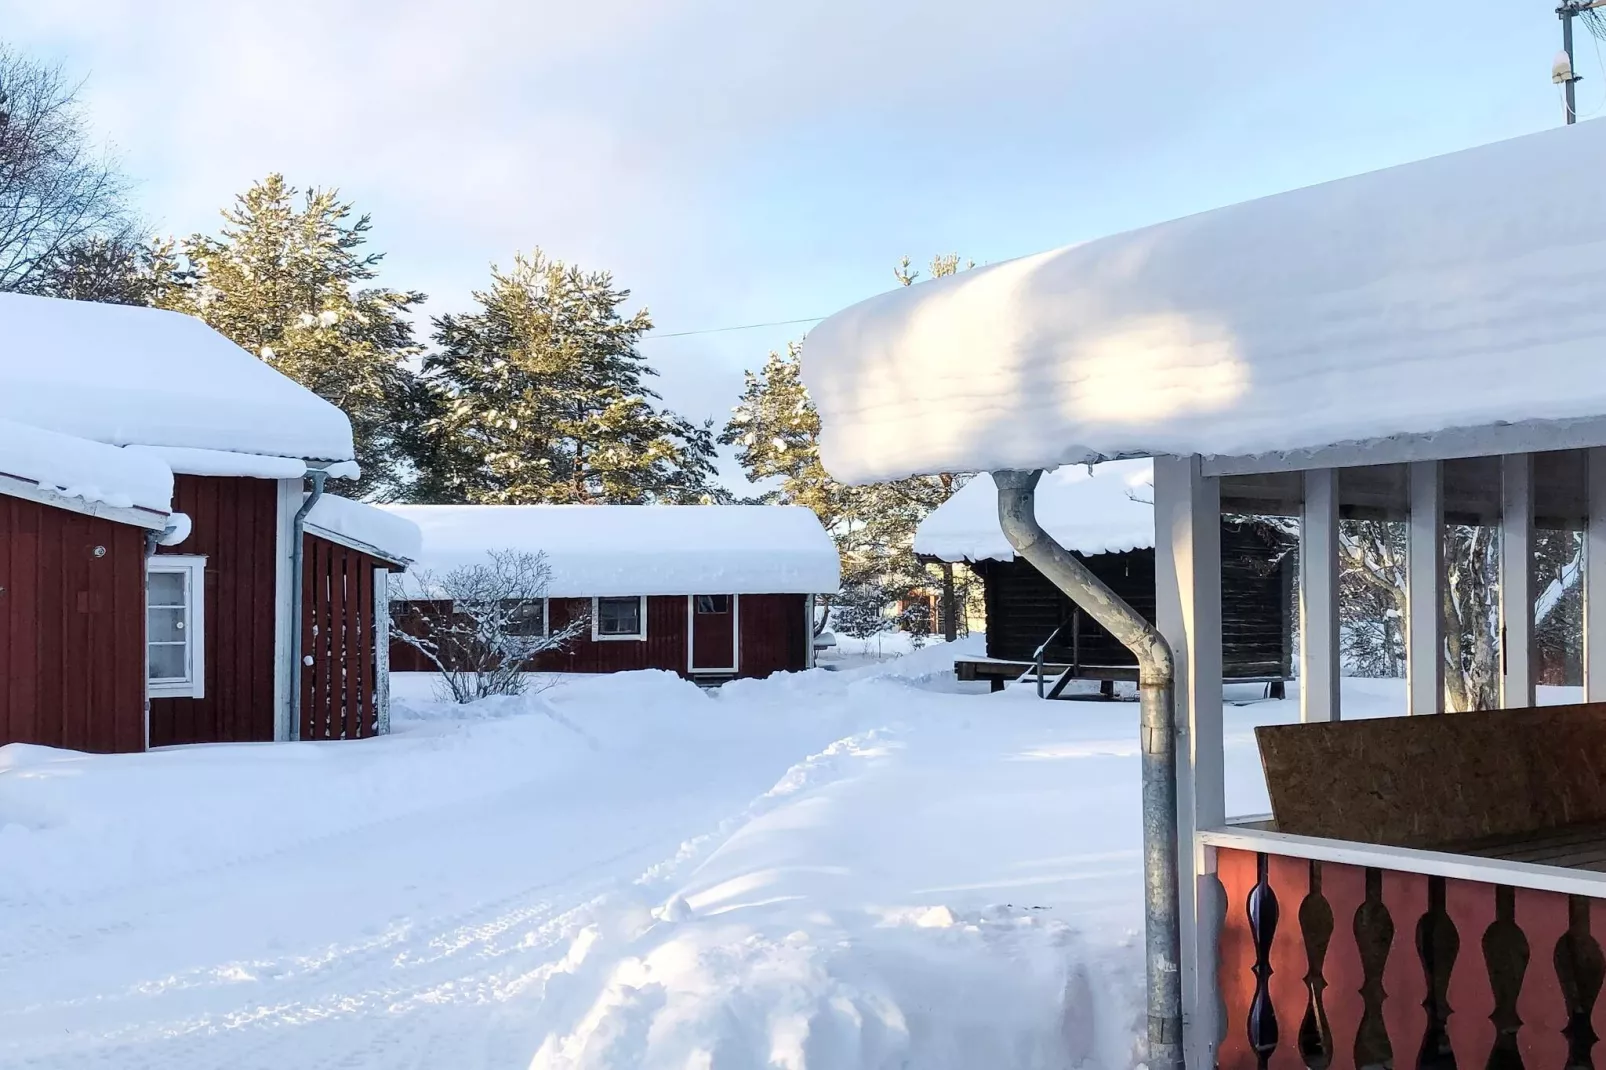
[1206,832,1606,1070]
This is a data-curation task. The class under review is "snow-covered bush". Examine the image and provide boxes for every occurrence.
[391,549,584,702]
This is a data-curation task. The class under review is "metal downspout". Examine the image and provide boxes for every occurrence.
[994,468,1183,1070]
[288,468,328,743]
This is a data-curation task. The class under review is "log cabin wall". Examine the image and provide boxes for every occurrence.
[978,519,1294,679]
[0,496,147,752]
[151,475,279,746]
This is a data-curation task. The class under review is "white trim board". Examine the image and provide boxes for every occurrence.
[1198,417,1606,478]
[1199,824,1606,899]
[0,472,169,530]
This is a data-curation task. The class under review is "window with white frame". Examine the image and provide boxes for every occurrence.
[147,555,206,699]
[593,596,646,640]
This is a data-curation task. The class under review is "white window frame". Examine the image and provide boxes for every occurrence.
[147,554,207,699]
[591,595,647,641]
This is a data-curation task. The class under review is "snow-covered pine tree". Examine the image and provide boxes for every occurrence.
[413,250,719,505]
[723,256,980,641]
[34,234,183,307]
[164,175,425,499]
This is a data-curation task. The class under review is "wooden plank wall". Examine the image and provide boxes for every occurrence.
[978,519,1294,679]
[0,497,146,752]
[738,594,810,678]
[301,535,385,740]
[151,475,278,746]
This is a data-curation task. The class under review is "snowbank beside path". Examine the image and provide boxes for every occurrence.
[0,640,1423,1070]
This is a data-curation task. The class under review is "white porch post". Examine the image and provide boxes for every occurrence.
[1501,454,1535,708]
[1407,461,1444,715]
[1153,455,1223,1070]
[1301,468,1341,722]
[1588,448,1606,701]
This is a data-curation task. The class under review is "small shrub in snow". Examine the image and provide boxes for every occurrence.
[391,549,584,703]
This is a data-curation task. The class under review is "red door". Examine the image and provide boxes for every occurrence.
[690,595,737,673]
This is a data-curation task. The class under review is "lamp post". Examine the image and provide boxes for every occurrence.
[1558,1,1606,124]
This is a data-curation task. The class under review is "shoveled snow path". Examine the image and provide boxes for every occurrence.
[0,687,877,1069]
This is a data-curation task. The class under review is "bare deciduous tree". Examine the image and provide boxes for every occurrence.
[0,48,136,294]
[390,549,585,703]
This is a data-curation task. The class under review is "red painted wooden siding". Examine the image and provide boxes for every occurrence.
[150,476,279,746]
[0,496,146,752]
[390,593,812,679]
[738,594,810,678]
[301,535,385,740]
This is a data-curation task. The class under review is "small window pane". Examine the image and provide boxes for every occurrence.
[506,600,545,637]
[148,571,185,606]
[598,597,641,636]
[695,595,730,614]
[148,607,186,642]
[148,644,186,681]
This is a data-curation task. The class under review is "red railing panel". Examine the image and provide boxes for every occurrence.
[1514,886,1570,1070]
[1217,848,1260,1070]
[1380,870,1429,1070]
[1266,853,1312,1070]
[1322,862,1368,1070]
[1442,879,1499,1070]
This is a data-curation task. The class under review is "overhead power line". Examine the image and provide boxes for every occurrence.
[642,316,827,341]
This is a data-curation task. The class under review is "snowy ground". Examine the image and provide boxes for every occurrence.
[1,642,1467,1069]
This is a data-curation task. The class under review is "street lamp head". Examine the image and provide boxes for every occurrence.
[1555,49,1578,84]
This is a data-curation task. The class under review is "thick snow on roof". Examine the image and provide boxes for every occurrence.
[803,120,1606,484]
[0,416,172,520]
[305,495,422,566]
[915,460,1153,563]
[383,504,841,598]
[0,293,354,462]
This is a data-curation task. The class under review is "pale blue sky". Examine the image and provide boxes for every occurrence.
[0,1,1582,480]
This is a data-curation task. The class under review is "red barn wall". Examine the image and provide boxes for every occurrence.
[737,594,811,679]
[389,592,813,680]
[0,496,147,752]
[151,475,279,746]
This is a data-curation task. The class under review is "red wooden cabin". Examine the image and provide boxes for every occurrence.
[384,504,840,681]
[0,293,420,752]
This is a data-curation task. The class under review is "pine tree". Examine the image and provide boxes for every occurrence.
[34,234,183,307]
[165,175,425,498]
[412,250,720,505]
[723,255,979,639]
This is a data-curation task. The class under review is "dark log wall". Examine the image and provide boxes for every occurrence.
[979,520,1294,679]
[0,497,147,752]
[390,593,812,680]
[151,475,279,746]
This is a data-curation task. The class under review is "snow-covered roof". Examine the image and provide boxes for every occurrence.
[127,446,361,481]
[802,120,1606,483]
[0,416,172,523]
[383,504,841,598]
[304,494,422,566]
[0,293,354,465]
[915,460,1153,563]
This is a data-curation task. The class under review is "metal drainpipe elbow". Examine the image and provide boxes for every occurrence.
[992,467,1185,1070]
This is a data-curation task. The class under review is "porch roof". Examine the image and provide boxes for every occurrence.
[802,119,1606,484]
[915,459,1153,563]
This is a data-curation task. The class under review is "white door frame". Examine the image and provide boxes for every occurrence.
[686,594,739,675]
